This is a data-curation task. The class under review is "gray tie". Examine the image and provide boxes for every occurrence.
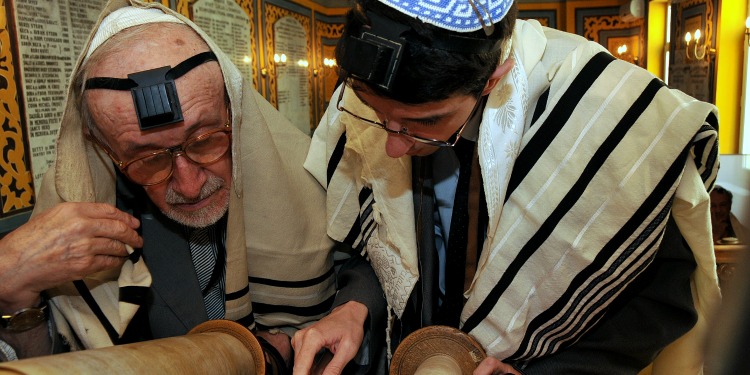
[188,226,225,320]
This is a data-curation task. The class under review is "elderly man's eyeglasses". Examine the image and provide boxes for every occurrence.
[336,84,482,147]
[87,123,231,186]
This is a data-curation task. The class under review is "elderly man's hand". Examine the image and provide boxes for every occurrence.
[0,202,142,312]
[291,301,368,375]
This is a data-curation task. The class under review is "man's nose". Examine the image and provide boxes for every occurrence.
[384,134,413,158]
[169,155,207,198]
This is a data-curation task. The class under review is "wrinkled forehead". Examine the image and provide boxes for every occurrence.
[87,23,209,78]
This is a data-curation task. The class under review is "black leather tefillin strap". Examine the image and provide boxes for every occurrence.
[341,11,503,92]
[85,51,218,130]
[255,335,290,374]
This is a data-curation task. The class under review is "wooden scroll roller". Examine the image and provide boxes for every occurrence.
[0,320,265,375]
[390,325,486,375]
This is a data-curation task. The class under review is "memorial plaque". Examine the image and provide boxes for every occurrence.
[274,16,310,135]
[193,0,254,88]
[15,0,108,188]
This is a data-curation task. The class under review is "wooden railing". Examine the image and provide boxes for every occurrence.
[715,244,748,288]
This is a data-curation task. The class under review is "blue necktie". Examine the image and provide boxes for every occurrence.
[438,138,476,327]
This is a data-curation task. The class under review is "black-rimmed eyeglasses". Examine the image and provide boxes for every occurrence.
[335,83,483,147]
[87,123,232,186]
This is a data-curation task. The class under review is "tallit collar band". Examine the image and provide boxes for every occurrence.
[84,51,217,130]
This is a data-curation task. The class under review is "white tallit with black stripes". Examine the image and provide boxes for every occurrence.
[305,20,720,372]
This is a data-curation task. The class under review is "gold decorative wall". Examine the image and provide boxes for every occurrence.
[518,2,563,29]
[263,3,312,121]
[669,0,716,103]
[673,0,715,62]
[572,1,646,67]
[518,1,645,66]
[582,15,645,66]
[313,20,343,121]
[0,0,34,219]
[176,0,190,17]
[241,0,259,89]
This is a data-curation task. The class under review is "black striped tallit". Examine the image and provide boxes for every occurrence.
[461,52,717,360]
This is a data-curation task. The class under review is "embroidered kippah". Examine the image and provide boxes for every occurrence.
[377,0,513,32]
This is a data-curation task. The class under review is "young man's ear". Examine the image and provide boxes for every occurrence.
[481,57,514,95]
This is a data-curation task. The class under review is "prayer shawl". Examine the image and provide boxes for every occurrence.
[305,20,720,372]
[34,0,335,350]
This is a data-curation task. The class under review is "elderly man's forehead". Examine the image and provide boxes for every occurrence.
[89,25,209,77]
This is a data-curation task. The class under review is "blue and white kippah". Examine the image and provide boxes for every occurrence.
[378,0,513,33]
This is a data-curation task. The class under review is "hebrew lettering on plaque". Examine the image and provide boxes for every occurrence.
[193,0,255,88]
[274,16,310,135]
[16,0,108,188]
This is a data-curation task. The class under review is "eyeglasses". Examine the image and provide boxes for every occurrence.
[87,123,232,186]
[335,83,482,147]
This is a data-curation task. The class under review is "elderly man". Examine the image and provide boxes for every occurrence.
[710,185,748,244]
[0,1,383,373]
[303,0,721,373]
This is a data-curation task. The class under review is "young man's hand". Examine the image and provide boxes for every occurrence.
[473,357,522,375]
[256,329,293,369]
[291,301,368,375]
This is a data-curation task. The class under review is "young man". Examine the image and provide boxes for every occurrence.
[0,1,384,373]
[304,0,721,373]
